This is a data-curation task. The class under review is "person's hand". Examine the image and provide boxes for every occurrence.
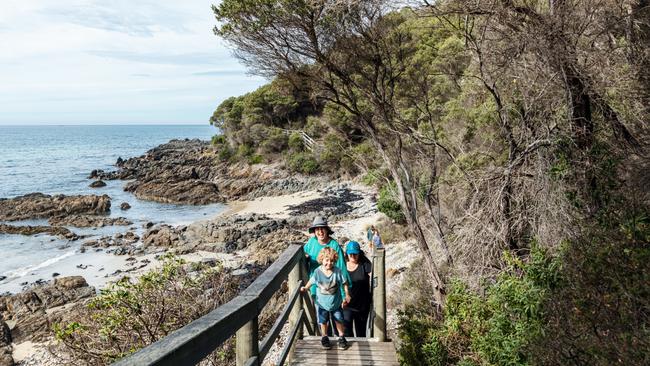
[300,286,306,293]
[345,294,351,304]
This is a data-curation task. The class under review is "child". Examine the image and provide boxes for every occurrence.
[301,247,351,350]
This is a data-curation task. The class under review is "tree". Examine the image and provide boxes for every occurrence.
[213,1,469,305]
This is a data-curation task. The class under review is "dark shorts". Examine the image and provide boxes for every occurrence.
[317,306,344,325]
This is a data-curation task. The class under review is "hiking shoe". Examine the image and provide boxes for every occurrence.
[321,336,332,350]
[338,336,349,349]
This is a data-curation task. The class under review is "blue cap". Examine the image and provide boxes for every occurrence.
[346,241,361,255]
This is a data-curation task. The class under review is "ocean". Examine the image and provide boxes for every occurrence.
[0,125,227,293]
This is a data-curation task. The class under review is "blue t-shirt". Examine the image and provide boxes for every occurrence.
[310,266,347,311]
[303,237,351,297]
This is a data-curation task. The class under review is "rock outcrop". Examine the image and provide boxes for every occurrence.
[0,224,79,240]
[88,180,106,188]
[88,139,325,205]
[0,315,12,366]
[48,215,132,227]
[0,193,111,221]
[0,276,95,343]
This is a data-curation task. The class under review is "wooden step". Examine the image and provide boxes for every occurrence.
[289,337,399,366]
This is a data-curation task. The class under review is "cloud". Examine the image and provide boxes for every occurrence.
[192,70,246,76]
[86,50,221,66]
[0,0,266,125]
[40,1,193,37]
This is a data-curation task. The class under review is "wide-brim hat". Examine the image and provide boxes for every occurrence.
[308,216,333,235]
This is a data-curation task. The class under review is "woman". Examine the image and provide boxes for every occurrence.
[303,216,350,301]
[343,240,372,337]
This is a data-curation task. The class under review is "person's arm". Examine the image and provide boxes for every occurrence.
[300,278,313,293]
[342,282,351,305]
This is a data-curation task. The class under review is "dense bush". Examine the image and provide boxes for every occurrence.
[287,152,319,175]
[398,246,563,366]
[377,183,406,224]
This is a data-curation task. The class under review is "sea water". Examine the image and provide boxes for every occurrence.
[0,125,226,293]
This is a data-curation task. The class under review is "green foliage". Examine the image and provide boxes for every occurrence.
[377,183,406,224]
[287,132,304,151]
[399,246,563,365]
[53,255,238,365]
[287,152,319,175]
[210,77,320,164]
[211,134,227,145]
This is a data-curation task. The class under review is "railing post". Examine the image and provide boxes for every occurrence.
[373,248,386,341]
[288,261,303,340]
[299,259,318,336]
[236,316,259,366]
[287,260,302,363]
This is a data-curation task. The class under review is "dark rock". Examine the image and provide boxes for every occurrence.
[286,187,362,216]
[89,180,106,188]
[52,273,60,278]
[120,202,131,210]
[48,215,132,228]
[0,317,11,345]
[143,222,154,229]
[0,193,111,221]
[0,224,78,240]
[0,277,5,282]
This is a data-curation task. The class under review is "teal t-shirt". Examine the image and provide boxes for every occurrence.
[303,236,351,297]
[310,266,347,311]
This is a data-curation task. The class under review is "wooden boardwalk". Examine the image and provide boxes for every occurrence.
[290,337,399,366]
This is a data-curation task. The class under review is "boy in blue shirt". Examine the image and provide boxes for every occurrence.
[301,246,351,349]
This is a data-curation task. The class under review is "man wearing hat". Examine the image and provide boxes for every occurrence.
[303,216,351,309]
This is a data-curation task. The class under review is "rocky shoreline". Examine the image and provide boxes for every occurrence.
[0,138,381,366]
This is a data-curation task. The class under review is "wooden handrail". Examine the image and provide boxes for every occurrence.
[112,244,388,366]
[112,244,311,366]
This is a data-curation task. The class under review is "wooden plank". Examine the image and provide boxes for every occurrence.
[236,317,259,366]
[294,349,397,356]
[291,360,398,366]
[113,296,257,366]
[292,354,398,362]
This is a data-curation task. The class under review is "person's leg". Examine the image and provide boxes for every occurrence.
[342,308,354,337]
[332,308,349,349]
[354,310,369,337]
[317,307,332,349]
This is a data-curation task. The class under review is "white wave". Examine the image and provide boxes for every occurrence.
[4,250,77,278]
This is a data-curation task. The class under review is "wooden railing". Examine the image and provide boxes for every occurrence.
[281,129,319,152]
[112,244,387,366]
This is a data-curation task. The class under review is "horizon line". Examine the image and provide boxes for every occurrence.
[0,123,214,127]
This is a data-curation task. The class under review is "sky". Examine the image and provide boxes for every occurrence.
[0,0,266,125]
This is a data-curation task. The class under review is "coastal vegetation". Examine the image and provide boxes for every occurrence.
[211,0,649,365]
[53,256,240,365]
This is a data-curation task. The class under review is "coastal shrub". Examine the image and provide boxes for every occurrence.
[288,132,304,151]
[287,152,319,175]
[53,255,239,365]
[319,133,346,173]
[528,220,650,365]
[377,183,406,224]
[248,154,264,164]
[217,146,233,161]
[259,128,288,154]
[211,134,227,145]
[398,246,563,365]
